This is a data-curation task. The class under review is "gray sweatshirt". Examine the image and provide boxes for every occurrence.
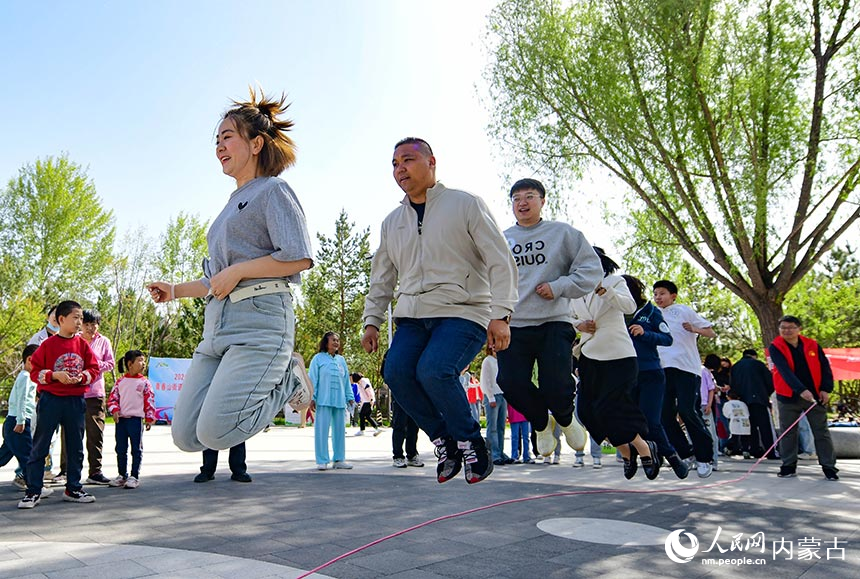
[504,219,603,327]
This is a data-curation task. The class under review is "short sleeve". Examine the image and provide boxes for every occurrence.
[265,182,314,265]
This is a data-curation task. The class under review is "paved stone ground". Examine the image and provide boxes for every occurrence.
[1,425,858,578]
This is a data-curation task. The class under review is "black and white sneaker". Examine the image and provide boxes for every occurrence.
[63,489,96,503]
[461,437,493,484]
[777,465,797,478]
[640,441,661,480]
[18,492,41,509]
[86,473,112,485]
[433,437,462,483]
[823,467,839,481]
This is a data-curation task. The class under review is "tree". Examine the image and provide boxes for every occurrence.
[485,0,860,346]
[0,155,115,305]
[295,210,387,388]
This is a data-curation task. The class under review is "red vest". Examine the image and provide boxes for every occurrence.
[770,335,822,397]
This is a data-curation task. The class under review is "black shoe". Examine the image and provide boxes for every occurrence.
[666,453,689,480]
[433,437,462,483]
[503,457,515,465]
[493,458,505,466]
[85,473,112,485]
[823,467,839,481]
[640,441,661,480]
[777,465,797,478]
[231,472,253,483]
[623,444,639,480]
[194,472,215,483]
[462,437,493,484]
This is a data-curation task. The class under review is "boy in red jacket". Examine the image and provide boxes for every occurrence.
[19,300,100,509]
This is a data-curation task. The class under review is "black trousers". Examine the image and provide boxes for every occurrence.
[748,403,777,459]
[201,442,246,476]
[359,402,380,431]
[391,398,419,459]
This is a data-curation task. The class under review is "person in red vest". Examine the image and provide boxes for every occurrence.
[768,315,838,481]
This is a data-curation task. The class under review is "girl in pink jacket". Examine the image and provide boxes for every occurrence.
[107,350,155,489]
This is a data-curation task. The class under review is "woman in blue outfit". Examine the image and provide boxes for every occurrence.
[622,275,689,479]
[309,332,354,470]
[147,89,313,452]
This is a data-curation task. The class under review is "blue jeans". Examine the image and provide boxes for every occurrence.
[797,415,816,454]
[314,405,346,464]
[496,322,576,432]
[483,394,509,461]
[0,416,31,476]
[115,417,144,478]
[384,317,486,442]
[26,393,85,493]
[510,422,531,461]
[631,369,677,457]
[575,436,603,460]
[172,284,295,452]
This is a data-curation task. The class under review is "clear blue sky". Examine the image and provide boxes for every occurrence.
[0,0,616,255]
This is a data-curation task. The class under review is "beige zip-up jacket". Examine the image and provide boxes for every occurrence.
[363,181,518,330]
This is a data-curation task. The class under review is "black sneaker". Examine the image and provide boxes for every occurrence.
[777,465,797,478]
[194,472,215,483]
[17,492,41,509]
[231,472,253,483]
[433,437,462,483]
[63,489,95,503]
[640,441,661,480]
[461,438,493,484]
[666,453,689,479]
[623,444,639,480]
[86,473,112,485]
[823,467,839,481]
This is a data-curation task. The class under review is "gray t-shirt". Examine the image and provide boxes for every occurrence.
[201,176,313,288]
[504,219,603,327]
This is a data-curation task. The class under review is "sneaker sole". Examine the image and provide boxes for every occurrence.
[465,459,494,485]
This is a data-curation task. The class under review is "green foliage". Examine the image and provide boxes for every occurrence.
[295,210,388,388]
[0,155,115,305]
[485,0,860,344]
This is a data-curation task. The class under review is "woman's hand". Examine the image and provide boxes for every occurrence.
[577,320,597,334]
[147,282,174,303]
[209,265,243,300]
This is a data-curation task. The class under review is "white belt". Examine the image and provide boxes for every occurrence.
[229,281,291,303]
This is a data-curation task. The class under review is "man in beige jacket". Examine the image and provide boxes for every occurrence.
[362,137,517,486]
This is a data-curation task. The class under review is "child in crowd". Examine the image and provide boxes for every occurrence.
[20,300,100,509]
[1,345,39,490]
[107,350,156,489]
[722,390,752,458]
[508,405,533,464]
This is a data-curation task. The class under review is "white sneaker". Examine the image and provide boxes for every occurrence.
[573,456,585,468]
[124,476,139,489]
[373,429,382,437]
[317,463,330,471]
[333,461,353,470]
[39,486,54,498]
[593,457,602,469]
[536,416,558,457]
[551,455,560,465]
[406,456,425,467]
[18,493,41,509]
[696,461,713,478]
[393,457,407,468]
[108,476,127,488]
[543,455,554,465]
[354,431,364,436]
[559,418,587,451]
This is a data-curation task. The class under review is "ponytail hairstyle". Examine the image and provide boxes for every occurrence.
[621,274,647,309]
[119,349,145,374]
[223,86,297,176]
[592,246,620,277]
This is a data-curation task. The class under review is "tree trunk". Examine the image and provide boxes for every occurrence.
[749,297,784,353]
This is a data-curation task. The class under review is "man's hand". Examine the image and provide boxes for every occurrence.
[489,401,497,408]
[800,390,815,403]
[535,283,554,300]
[13,423,24,434]
[487,320,511,352]
[362,326,380,353]
[819,391,830,405]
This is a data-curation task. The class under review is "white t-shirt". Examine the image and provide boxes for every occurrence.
[722,400,751,435]
[657,303,712,374]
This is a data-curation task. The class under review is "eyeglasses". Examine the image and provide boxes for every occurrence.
[778,325,799,331]
[511,193,541,203]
